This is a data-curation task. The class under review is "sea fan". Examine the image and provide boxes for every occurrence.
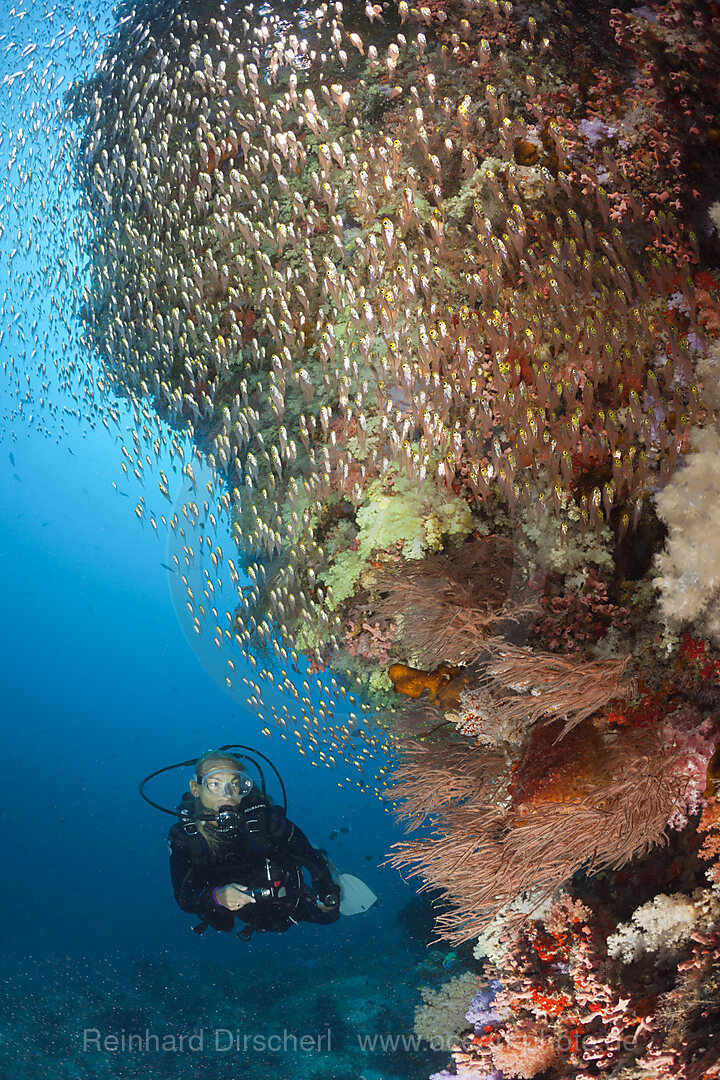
[388,727,687,943]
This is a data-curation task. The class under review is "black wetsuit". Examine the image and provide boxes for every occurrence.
[168,791,340,935]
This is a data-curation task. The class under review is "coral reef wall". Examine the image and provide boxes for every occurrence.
[68,0,720,1075]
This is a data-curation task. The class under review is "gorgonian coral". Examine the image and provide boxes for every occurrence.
[388,722,685,944]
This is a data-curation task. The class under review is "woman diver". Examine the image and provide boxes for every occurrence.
[164,749,340,939]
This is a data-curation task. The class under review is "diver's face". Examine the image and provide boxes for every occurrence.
[191,769,248,813]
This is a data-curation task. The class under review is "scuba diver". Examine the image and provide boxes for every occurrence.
[141,744,375,940]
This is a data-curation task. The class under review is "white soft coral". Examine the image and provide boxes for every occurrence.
[607,893,699,964]
[607,888,720,964]
[654,427,720,642]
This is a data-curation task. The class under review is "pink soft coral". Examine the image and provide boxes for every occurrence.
[661,704,719,828]
[490,1023,559,1078]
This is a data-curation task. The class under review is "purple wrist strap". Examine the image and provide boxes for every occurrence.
[212,886,222,906]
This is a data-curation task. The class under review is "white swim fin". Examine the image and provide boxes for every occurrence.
[336,872,377,916]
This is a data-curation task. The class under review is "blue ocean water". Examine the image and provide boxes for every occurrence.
[0,3,445,1077]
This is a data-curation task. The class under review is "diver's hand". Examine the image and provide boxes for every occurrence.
[214,884,256,911]
[316,886,340,913]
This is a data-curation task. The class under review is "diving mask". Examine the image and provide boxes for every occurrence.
[200,768,253,801]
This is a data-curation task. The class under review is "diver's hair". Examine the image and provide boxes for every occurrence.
[194,749,246,781]
[191,751,249,853]
[195,818,223,852]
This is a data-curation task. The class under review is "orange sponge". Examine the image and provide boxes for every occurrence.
[388,662,463,708]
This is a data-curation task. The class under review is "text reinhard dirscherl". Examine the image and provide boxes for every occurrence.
[82,1028,334,1054]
